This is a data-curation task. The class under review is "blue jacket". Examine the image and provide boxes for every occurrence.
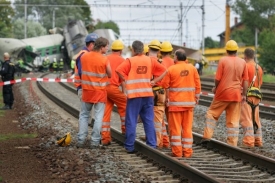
[76,46,89,90]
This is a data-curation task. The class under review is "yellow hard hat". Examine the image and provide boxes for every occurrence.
[111,40,124,50]
[143,44,149,54]
[148,39,161,50]
[225,40,238,51]
[160,41,173,52]
[57,132,71,147]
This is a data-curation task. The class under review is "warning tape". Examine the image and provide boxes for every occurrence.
[1,77,275,109]
[0,77,74,86]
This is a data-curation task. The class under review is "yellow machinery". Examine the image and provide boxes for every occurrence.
[204,46,257,62]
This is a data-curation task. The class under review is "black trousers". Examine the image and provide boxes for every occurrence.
[2,84,14,107]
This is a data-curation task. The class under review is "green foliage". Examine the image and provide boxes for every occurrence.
[233,0,275,73]
[231,28,254,46]
[258,30,275,74]
[94,20,120,35]
[14,0,91,32]
[263,74,275,83]
[13,18,46,39]
[204,37,219,48]
[232,0,273,32]
[0,0,15,37]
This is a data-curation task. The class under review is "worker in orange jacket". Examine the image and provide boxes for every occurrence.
[201,40,249,147]
[74,33,98,99]
[116,40,167,153]
[240,48,263,148]
[101,40,127,145]
[162,49,201,157]
[148,39,170,149]
[159,41,175,148]
[77,37,112,148]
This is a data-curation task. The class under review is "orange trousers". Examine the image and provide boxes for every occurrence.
[163,106,170,147]
[101,84,127,144]
[153,88,170,148]
[203,99,241,146]
[154,106,170,148]
[240,96,262,147]
[168,109,193,157]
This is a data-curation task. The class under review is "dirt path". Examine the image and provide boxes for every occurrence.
[0,85,61,183]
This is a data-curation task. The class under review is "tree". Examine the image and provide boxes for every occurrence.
[13,0,92,32]
[204,37,219,49]
[258,30,275,74]
[230,28,254,46]
[13,18,47,39]
[232,0,275,32]
[93,20,120,35]
[232,0,275,72]
[0,0,15,37]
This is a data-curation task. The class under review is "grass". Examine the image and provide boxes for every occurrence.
[0,133,37,141]
[263,74,275,83]
[0,176,2,182]
[202,69,275,83]
[201,68,216,77]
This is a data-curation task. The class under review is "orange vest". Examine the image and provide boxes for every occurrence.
[74,50,88,88]
[126,55,153,98]
[80,51,108,91]
[166,62,201,108]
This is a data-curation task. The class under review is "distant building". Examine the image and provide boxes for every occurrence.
[217,17,245,47]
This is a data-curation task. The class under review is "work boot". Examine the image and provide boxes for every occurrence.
[76,143,85,149]
[139,136,146,141]
[240,144,254,149]
[197,138,210,146]
[0,105,10,110]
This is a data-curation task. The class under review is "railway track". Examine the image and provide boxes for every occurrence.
[60,81,275,120]
[201,77,275,91]
[200,77,275,102]
[37,74,275,182]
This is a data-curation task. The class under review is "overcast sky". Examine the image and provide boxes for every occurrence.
[87,0,238,48]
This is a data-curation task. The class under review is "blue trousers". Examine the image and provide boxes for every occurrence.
[124,97,156,151]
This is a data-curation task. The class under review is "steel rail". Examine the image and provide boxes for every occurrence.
[201,77,275,91]
[39,78,219,182]
[39,77,275,182]
[60,82,275,119]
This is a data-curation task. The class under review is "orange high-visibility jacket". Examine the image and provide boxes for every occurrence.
[80,51,109,91]
[161,57,174,69]
[162,62,201,109]
[126,56,153,98]
[74,50,88,88]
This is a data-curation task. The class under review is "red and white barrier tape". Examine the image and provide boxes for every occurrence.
[0,77,74,86]
[1,77,275,109]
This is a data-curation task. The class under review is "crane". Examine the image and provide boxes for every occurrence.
[225,0,231,44]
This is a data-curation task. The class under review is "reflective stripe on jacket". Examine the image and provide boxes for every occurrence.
[162,62,201,109]
[74,50,88,88]
[126,55,153,98]
[80,51,108,90]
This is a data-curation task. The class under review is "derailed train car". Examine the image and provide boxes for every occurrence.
[0,19,129,72]
[0,34,64,72]
[63,20,88,60]
[63,20,130,59]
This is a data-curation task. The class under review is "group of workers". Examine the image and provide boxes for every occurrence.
[42,57,64,73]
[70,32,262,157]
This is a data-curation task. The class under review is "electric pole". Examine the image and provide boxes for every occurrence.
[24,0,27,38]
[180,2,183,46]
[201,0,205,55]
[255,28,258,62]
